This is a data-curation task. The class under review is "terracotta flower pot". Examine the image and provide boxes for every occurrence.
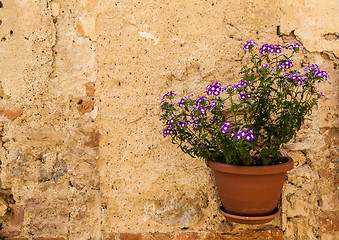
[208,156,293,223]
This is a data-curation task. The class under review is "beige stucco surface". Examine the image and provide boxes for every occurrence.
[0,0,338,239]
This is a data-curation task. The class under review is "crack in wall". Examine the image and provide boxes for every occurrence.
[47,0,58,80]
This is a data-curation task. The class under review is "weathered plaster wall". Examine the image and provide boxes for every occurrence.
[0,0,100,239]
[96,0,281,233]
[279,1,339,239]
[0,0,337,239]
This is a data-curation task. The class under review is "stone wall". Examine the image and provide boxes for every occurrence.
[0,0,337,239]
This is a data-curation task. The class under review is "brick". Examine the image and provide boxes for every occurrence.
[84,82,95,97]
[143,233,174,240]
[234,230,283,240]
[28,219,68,236]
[320,216,339,231]
[176,232,201,240]
[0,226,20,237]
[5,238,28,240]
[78,100,95,114]
[33,238,67,240]
[119,233,143,240]
[205,230,283,240]
[204,232,228,240]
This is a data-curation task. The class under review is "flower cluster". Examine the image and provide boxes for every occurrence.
[235,128,255,142]
[178,94,193,107]
[221,121,232,135]
[259,43,283,55]
[242,40,258,51]
[162,125,175,137]
[304,64,329,82]
[206,82,222,96]
[277,59,293,71]
[160,41,328,166]
[284,72,306,86]
[288,42,303,51]
[162,91,176,99]
[226,80,252,100]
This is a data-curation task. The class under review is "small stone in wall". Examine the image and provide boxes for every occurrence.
[77,100,95,115]
[320,215,339,231]
[0,109,22,121]
[84,82,95,97]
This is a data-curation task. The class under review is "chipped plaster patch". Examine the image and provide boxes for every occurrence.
[138,31,159,45]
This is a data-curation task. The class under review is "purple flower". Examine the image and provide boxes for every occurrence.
[284,72,305,86]
[313,69,329,82]
[206,82,222,96]
[274,59,293,73]
[221,122,232,135]
[160,102,174,113]
[163,126,175,137]
[274,45,283,53]
[162,91,176,100]
[259,44,275,55]
[192,120,202,129]
[209,100,217,110]
[245,135,252,141]
[238,80,248,87]
[179,122,187,128]
[166,119,174,125]
[221,127,229,135]
[190,110,197,120]
[197,106,206,115]
[239,131,246,138]
[238,90,251,100]
[249,133,255,140]
[304,65,329,82]
[279,59,293,71]
[272,65,283,73]
[261,64,268,68]
[223,121,232,127]
[234,128,255,141]
[178,94,193,107]
[304,64,320,74]
[288,42,304,51]
[243,40,258,51]
[222,85,233,92]
[195,96,207,105]
[314,90,325,100]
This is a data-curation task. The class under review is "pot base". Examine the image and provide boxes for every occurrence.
[218,206,280,225]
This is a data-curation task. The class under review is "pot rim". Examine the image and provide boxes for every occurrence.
[207,156,293,175]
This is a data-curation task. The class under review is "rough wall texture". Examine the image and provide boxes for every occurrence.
[0,0,337,239]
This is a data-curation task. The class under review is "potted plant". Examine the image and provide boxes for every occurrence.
[159,40,329,224]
